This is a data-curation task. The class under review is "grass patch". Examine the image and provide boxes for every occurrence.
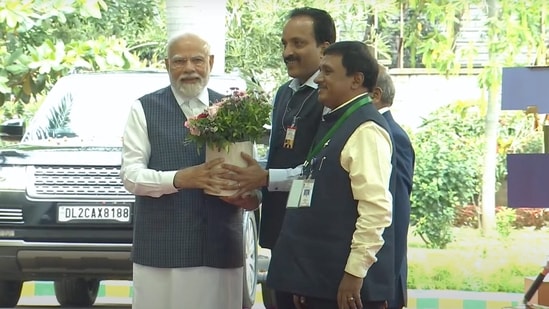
[408,227,549,292]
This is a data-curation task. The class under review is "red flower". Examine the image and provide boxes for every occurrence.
[197,112,208,119]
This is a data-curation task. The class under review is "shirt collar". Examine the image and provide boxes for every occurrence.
[288,71,320,92]
[171,86,210,108]
[330,92,370,113]
[378,106,390,114]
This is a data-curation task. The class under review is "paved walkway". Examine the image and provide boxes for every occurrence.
[21,281,528,309]
[407,289,523,309]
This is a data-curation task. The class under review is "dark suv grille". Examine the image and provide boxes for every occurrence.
[0,208,24,224]
[27,165,132,199]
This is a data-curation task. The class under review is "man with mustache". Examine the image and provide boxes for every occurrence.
[268,41,394,309]
[120,32,259,309]
[219,7,337,308]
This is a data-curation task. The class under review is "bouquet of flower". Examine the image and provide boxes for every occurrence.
[184,89,271,151]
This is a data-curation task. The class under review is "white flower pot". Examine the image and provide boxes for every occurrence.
[204,141,253,196]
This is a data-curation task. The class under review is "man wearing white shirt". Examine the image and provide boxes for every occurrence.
[267,40,395,309]
[120,32,259,309]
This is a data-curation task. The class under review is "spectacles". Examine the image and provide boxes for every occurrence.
[169,56,206,69]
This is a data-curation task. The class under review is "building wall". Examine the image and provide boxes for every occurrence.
[389,69,513,205]
[388,69,485,130]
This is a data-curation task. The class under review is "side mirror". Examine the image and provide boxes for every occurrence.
[0,119,25,142]
[258,124,271,145]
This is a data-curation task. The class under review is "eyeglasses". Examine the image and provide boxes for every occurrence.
[169,56,206,69]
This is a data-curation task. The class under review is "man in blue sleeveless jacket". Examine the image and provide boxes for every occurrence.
[372,66,415,309]
[267,41,396,309]
[120,32,259,309]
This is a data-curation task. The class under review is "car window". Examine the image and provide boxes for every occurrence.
[21,72,247,146]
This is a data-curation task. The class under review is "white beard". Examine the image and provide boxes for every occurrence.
[176,76,209,99]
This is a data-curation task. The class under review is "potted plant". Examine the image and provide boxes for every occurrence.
[185,89,271,196]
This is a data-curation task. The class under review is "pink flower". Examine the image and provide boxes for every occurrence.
[189,126,201,136]
[231,90,246,100]
[184,120,201,136]
[182,89,271,150]
[208,104,221,117]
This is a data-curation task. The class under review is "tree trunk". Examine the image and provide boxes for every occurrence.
[480,0,499,235]
[481,83,499,234]
[165,0,227,74]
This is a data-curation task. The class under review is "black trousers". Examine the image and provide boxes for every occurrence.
[275,290,387,309]
[274,290,295,309]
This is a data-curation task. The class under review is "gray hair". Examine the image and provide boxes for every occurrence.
[376,66,395,106]
[165,32,211,57]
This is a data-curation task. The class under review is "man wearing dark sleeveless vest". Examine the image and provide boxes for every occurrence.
[217,8,337,308]
[267,41,396,309]
[120,32,259,309]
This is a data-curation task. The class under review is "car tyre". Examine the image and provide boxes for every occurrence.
[0,280,22,307]
[54,278,99,307]
[242,210,258,308]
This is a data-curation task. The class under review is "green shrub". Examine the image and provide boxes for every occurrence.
[514,208,548,229]
[454,204,479,228]
[411,100,483,249]
[496,111,544,186]
[411,101,544,248]
[496,207,516,238]
[454,205,549,230]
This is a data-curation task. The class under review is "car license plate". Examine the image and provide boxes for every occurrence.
[58,205,131,223]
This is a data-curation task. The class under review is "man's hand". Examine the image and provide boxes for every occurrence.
[218,152,268,196]
[173,158,227,193]
[293,295,309,309]
[337,272,364,309]
[220,191,260,211]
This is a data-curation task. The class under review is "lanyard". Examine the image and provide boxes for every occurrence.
[304,95,372,166]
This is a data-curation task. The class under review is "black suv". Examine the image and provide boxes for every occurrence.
[0,70,260,307]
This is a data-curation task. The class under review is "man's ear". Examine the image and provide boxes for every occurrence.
[372,86,382,101]
[319,41,330,55]
[209,55,215,70]
[351,72,365,90]
[164,58,169,72]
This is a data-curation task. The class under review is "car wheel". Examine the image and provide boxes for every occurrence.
[257,253,276,309]
[0,280,22,307]
[54,278,99,307]
[242,210,258,308]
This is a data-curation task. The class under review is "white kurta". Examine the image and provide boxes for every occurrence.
[121,88,244,309]
[133,263,243,309]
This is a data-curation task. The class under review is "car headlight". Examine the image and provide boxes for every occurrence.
[0,166,27,190]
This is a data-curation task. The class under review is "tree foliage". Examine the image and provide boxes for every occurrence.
[412,100,542,248]
[395,0,548,238]
[0,0,163,108]
[225,0,392,93]
[411,101,484,248]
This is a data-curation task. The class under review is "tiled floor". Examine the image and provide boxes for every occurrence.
[20,281,529,309]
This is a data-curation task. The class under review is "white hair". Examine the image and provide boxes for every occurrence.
[165,31,212,57]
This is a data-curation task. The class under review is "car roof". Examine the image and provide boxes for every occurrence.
[57,70,248,97]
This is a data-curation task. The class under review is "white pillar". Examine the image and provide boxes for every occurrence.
[165,0,227,74]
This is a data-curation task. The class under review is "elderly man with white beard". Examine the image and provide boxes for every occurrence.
[120,32,259,309]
